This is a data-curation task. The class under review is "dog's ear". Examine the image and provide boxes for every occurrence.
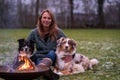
[72,39,76,48]
[17,38,25,45]
[17,38,25,52]
[69,39,76,48]
[57,37,65,46]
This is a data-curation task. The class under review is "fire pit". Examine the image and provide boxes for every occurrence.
[0,65,49,80]
[0,52,50,80]
[0,52,59,80]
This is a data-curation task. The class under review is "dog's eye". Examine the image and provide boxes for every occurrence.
[62,41,66,44]
[68,40,76,46]
[68,40,73,45]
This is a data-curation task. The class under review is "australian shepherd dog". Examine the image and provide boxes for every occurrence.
[17,38,34,57]
[12,38,34,69]
[54,37,99,75]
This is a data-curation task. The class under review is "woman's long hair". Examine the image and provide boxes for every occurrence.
[37,9,59,41]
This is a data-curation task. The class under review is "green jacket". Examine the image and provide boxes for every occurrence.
[27,27,66,58]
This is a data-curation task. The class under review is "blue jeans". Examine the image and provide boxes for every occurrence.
[36,50,56,65]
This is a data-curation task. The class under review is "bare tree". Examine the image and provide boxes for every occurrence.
[0,0,6,28]
[97,0,105,28]
[17,0,23,27]
[69,0,74,28]
[35,0,39,24]
[107,0,120,28]
[40,0,47,9]
[35,0,48,24]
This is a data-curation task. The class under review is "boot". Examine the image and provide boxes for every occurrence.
[38,58,60,80]
[38,58,52,67]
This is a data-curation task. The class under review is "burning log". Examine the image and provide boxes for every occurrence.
[16,51,38,72]
[5,51,38,72]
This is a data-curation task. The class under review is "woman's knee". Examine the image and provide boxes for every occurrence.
[45,50,56,64]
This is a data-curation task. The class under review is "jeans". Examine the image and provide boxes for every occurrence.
[36,50,56,65]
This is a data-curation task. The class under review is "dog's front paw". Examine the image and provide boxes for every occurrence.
[56,72,64,76]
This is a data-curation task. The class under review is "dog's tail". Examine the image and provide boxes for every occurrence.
[88,58,99,70]
[90,58,99,66]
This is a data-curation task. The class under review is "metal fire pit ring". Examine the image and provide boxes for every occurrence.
[0,65,49,80]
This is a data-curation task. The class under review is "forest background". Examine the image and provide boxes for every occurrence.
[0,0,120,29]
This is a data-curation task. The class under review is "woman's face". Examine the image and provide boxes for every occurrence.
[41,12,52,31]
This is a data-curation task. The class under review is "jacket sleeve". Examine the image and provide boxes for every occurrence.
[57,28,66,39]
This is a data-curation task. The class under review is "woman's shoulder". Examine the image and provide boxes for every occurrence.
[58,28,64,33]
[31,27,37,32]
[28,27,38,36]
[57,28,66,37]
[29,27,38,34]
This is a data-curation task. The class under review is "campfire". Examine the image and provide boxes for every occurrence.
[16,51,37,72]
[0,51,50,80]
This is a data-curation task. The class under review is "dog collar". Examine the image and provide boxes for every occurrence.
[72,53,75,58]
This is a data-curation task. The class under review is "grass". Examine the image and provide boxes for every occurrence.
[0,29,120,80]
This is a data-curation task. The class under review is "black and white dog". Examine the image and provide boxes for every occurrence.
[12,38,34,69]
[17,38,34,57]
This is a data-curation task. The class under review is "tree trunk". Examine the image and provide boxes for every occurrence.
[35,0,39,25]
[97,0,105,28]
[17,0,23,27]
[118,4,120,26]
[69,0,74,28]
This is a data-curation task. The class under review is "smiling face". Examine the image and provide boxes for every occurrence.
[41,12,52,31]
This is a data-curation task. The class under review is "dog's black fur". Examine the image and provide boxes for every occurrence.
[17,38,34,54]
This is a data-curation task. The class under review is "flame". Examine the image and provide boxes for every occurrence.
[18,51,34,71]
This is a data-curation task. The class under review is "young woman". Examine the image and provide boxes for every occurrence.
[26,9,66,67]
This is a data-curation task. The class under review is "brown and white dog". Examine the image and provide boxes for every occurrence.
[54,37,76,75]
[54,37,99,75]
